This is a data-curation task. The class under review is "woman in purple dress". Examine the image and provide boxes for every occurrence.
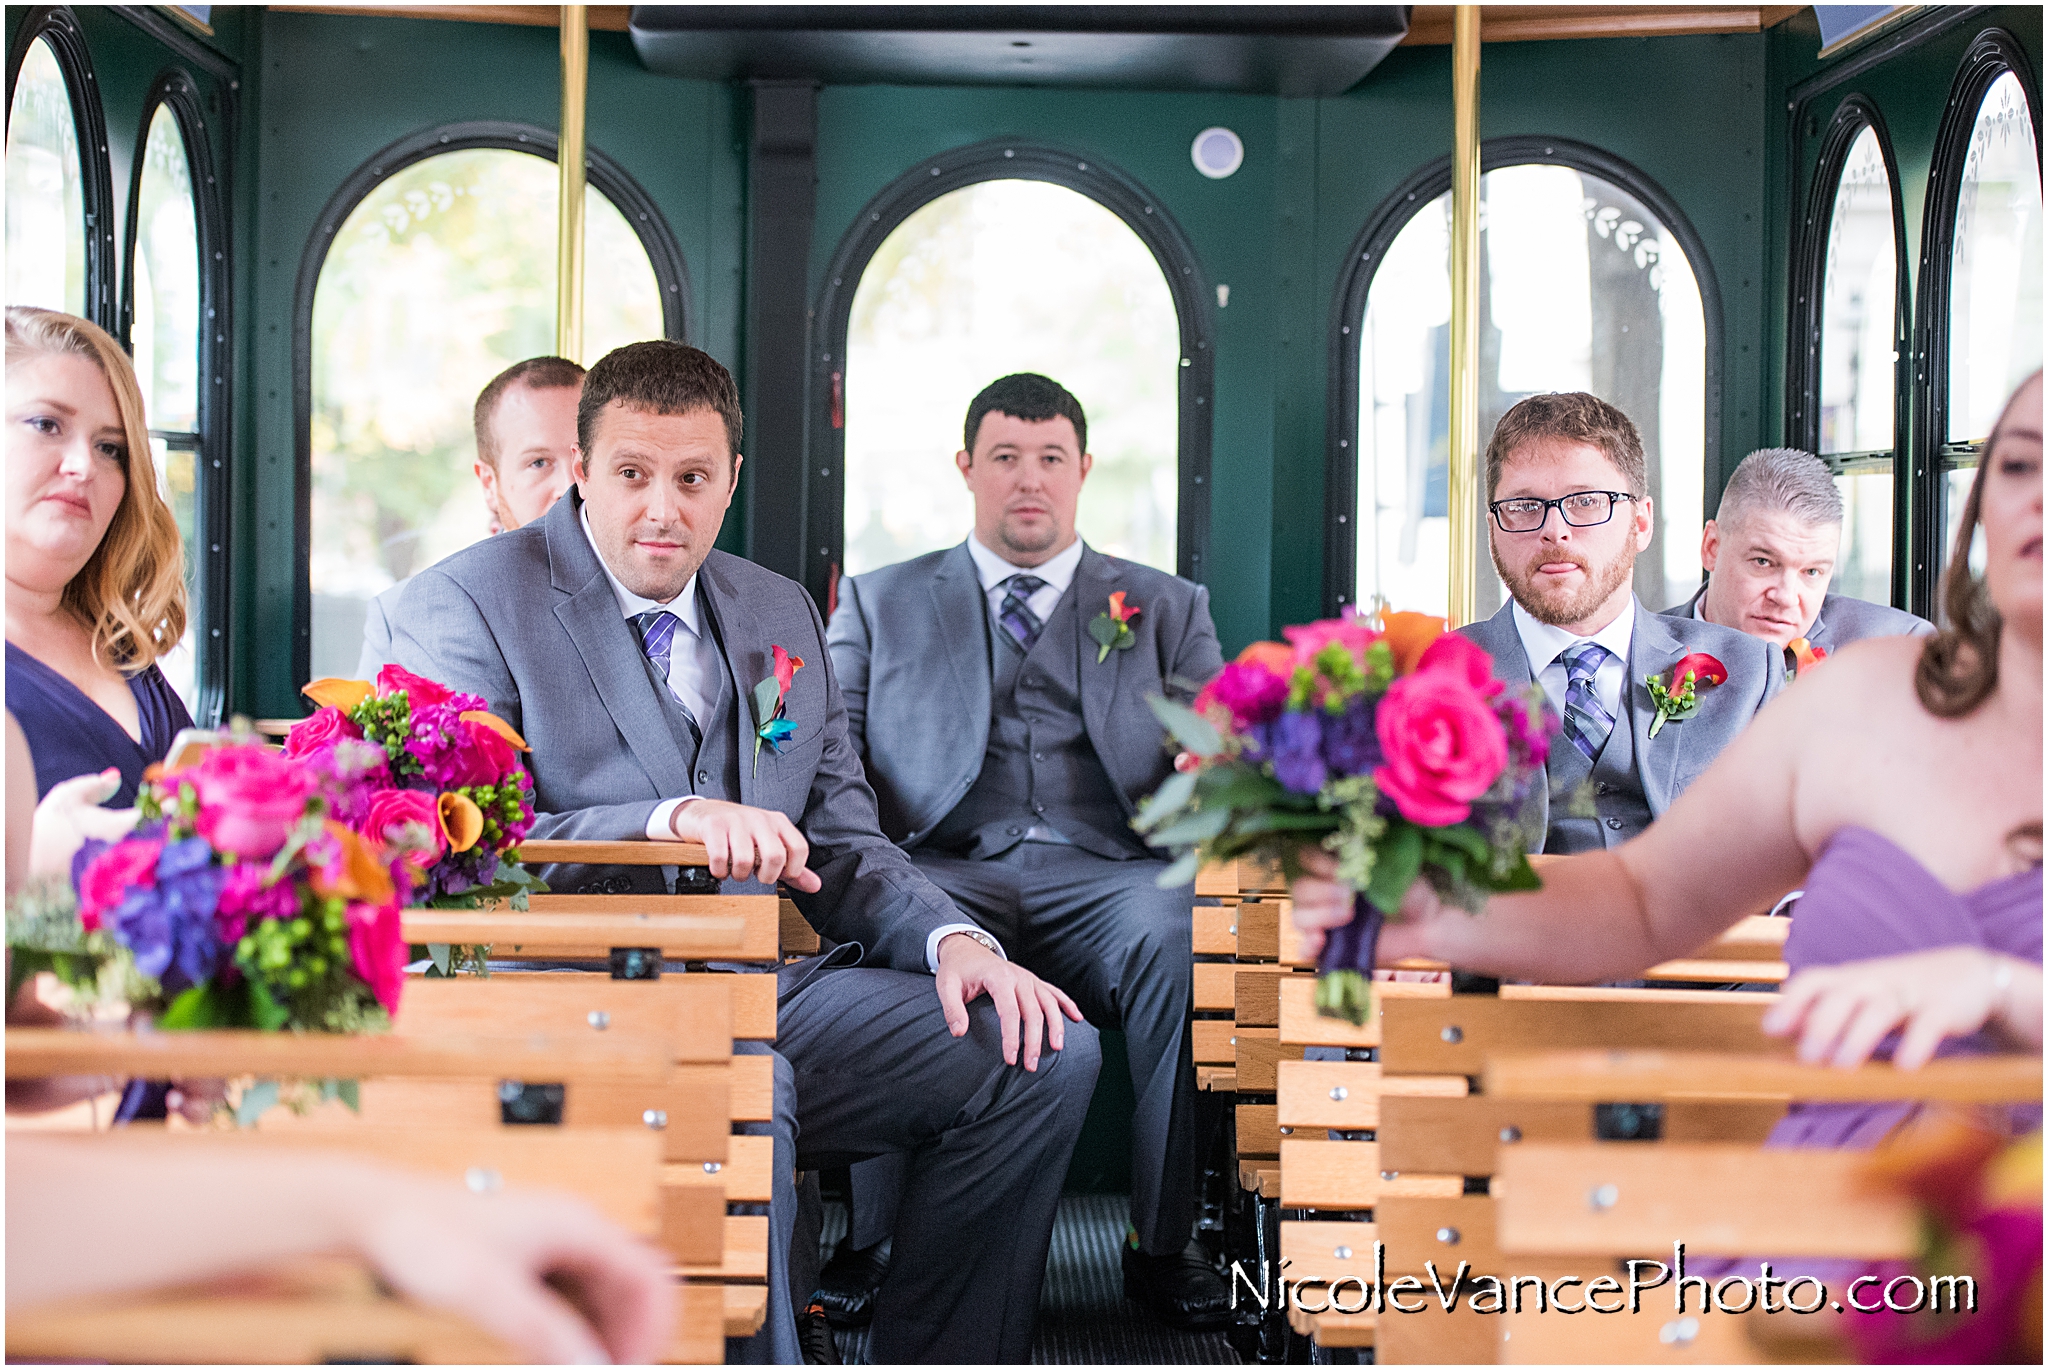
[1292,368,2043,1093]
[6,307,192,807]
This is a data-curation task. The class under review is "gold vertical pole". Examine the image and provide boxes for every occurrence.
[556,4,588,363]
[1446,6,1482,627]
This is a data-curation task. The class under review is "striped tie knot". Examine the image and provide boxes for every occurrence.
[1558,639,1615,764]
[999,575,1048,651]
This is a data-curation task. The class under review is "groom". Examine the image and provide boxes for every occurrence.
[1461,392,1781,852]
[389,341,1099,1364]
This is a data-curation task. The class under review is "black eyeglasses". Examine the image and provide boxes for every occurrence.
[1488,491,1637,533]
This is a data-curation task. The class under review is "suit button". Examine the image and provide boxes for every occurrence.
[1034,803,1045,814]
[1008,826,1022,836]
[697,771,709,783]
[1033,752,1045,761]
[1605,817,1623,830]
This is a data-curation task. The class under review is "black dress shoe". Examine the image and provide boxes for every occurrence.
[812,1237,890,1328]
[1122,1240,1233,1330]
[799,1301,842,1365]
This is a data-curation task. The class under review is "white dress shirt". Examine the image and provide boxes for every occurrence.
[965,533,1084,624]
[1511,597,1635,727]
[584,509,996,972]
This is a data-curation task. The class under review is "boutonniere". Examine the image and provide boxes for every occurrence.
[749,645,803,776]
[1787,637,1827,676]
[1643,652,1727,738]
[1087,592,1141,664]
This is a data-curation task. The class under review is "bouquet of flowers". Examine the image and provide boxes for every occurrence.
[51,739,412,1035]
[1136,609,1555,1024]
[291,665,544,908]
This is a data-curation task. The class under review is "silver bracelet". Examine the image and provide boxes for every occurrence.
[1988,953,2015,1018]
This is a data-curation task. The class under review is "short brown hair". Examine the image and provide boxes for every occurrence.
[1485,392,1647,499]
[473,356,585,468]
[577,340,742,469]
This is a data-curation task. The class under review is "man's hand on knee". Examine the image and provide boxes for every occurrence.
[666,799,823,892]
[933,935,1084,1073]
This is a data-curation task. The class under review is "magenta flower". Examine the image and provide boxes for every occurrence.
[1282,614,1382,669]
[1197,660,1292,729]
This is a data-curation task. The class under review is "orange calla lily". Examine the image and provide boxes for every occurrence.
[1380,611,1449,675]
[311,821,396,905]
[438,792,485,854]
[460,710,530,751]
[1234,641,1295,675]
[303,678,374,713]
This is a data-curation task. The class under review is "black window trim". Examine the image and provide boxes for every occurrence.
[1785,95,1911,610]
[119,67,233,726]
[288,119,692,692]
[4,5,118,331]
[805,139,1216,608]
[1909,26,2040,616]
[1323,135,1725,616]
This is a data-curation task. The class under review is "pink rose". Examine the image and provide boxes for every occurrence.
[375,663,453,710]
[283,706,362,758]
[347,899,406,1014]
[364,788,445,869]
[1414,632,1504,698]
[1283,614,1382,668]
[184,746,318,860]
[1373,670,1510,827]
[78,838,162,931]
[215,862,298,946]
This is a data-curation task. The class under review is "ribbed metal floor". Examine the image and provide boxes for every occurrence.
[824,1195,1239,1364]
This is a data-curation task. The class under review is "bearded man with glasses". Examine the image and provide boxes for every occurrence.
[1459,393,1783,854]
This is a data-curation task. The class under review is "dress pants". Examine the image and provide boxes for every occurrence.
[733,963,1101,1364]
[851,844,1197,1258]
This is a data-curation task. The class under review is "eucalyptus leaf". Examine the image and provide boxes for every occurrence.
[1132,770,1197,832]
[1154,850,1202,889]
[1145,805,1234,848]
[338,1079,361,1112]
[750,676,782,729]
[1145,696,1222,759]
[235,1078,280,1128]
[429,943,453,976]
[1086,615,1121,648]
[1365,823,1424,915]
[1426,824,1491,863]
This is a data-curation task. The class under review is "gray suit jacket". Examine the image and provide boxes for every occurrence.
[355,580,404,681]
[1459,599,1783,840]
[826,542,1225,848]
[1663,585,1934,654]
[388,492,957,973]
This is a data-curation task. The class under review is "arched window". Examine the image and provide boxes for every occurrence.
[5,36,88,314]
[1348,155,1709,619]
[842,179,1180,575]
[1817,122,1900,608]
[304,143,674,680]
[130,101,204,711]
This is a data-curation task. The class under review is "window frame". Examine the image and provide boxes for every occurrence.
[288,121,692,690]
[806,140,1216,607]
[1911,27,2041,613]
[119,69,231,725]
[1785,97,1909,609]
[4,5,117,330]
[1322,135,1726,615]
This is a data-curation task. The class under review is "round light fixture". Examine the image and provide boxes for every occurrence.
[1191,126,1244,180]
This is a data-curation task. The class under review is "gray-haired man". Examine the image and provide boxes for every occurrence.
[1665,446,1931,665]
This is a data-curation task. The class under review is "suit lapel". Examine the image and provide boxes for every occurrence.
[1627,601,1689,817]
[1071,547,1125,796]
[930,543,993,763]
[697,556,762,809]
[546,501,693,800]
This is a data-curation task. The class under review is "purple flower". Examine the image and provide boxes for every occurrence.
[1496,691,1554,768]
[1269,711,1328,795]
[1323,697,1383,776]
[217,862,299,947]
[114,838,225,991]
[1198,660,1291,729]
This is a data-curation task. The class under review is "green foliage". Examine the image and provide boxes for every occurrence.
[1315,969,1373,1028]
[1318,775,1388,891]
[1366,823,1425,915]
[1145,696,1222,759]
[423,942,493,977]
[5,878,150,1009]
[352,694,419,775]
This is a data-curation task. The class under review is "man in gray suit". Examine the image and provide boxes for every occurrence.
[356,356,583,678]
[391,342,1098,1364]
[825,374,1229,1328]
[1459,393,1782,853]
[1664,445,1933,669]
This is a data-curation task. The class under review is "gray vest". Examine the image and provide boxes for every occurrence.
[926,586,1142,862]
[1541,688,1653,854]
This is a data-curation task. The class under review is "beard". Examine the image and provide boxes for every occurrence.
[996,511,1061,559]
[1492,536,1638,627]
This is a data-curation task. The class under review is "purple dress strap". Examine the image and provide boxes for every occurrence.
[5,641,192,807]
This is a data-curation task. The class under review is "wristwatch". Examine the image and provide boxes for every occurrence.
[947,928,1001,957]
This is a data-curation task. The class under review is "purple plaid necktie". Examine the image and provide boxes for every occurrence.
[633,609,703,750]
[998,574,1047,652]
[1558,640,1615,764]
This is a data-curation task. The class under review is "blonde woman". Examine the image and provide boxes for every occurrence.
[6,307,190,806]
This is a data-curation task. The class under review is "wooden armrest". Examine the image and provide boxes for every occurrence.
[1483,1049,2043,1103]
[3,1027,673,1084]
[520,839,712,867]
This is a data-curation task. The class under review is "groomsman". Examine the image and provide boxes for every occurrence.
[1459,392,1782,853]
[391,343,1098,1364]
[826,374,1231,1329]
[356,356,583,677]
[1665,445,1932,667]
